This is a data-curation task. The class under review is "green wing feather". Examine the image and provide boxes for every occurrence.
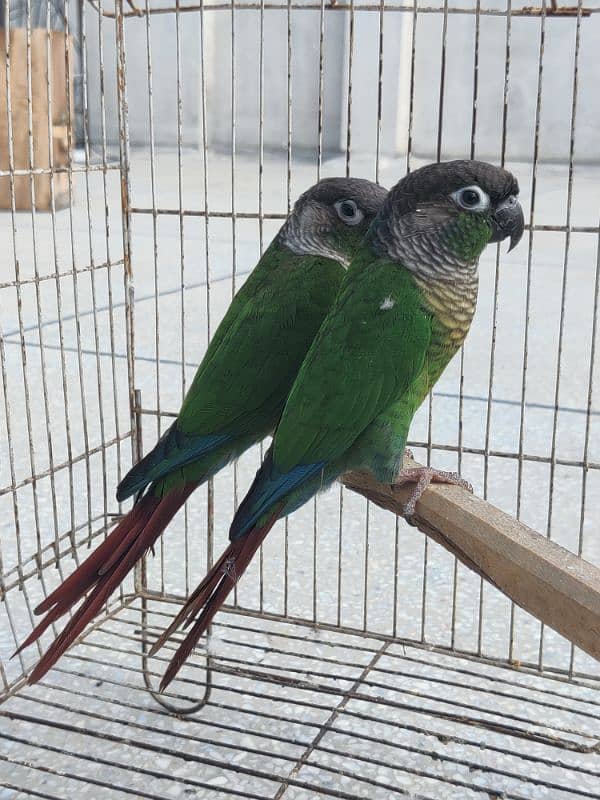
[176,247,344,439]
[118,241,345,499]
[273,249,432,472]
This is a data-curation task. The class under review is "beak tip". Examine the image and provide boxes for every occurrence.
[491,196,524,253]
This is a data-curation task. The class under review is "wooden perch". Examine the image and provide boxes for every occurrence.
[342,457,600,662]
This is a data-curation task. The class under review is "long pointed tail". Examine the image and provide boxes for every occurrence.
[15,483,196,685]
[152,513,279,692]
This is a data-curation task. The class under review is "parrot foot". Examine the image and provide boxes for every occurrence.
[403,447,414,461]
[392,467,472,523]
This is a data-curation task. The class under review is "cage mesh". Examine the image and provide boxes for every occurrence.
[1,0,600,797]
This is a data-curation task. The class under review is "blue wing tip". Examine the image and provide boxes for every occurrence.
[230,457,326,542]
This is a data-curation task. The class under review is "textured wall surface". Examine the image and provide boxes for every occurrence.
[83,1,600,163]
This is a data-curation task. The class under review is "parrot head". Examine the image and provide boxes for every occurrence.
[374,159,524,270]
[279,177,388,266]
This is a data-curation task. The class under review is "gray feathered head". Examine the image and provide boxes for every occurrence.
[280,177,388,267]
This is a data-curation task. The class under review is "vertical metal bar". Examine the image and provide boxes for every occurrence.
[259,0,266,609]
[450,0,481,651]
[257,0,264,254]
[421,0,448,644]
[95,0,124,492]
[47,0,77,560]
[141,0,160,593]
[62,0,95,547]
[362,500,370,631]
[196,0,215,708]
[115,0,137,591]
[405,0,417,176]
[478,0,512,658]
[335,483,343,627]
[0,313,34,664]
[2,3,32,597]
[133,390,144,594]
[2,1,25,606]
[312,0,326,618]
[402,0,418,640]
[435,0,448,162]
[312,492,318,622]
[286,0,292,217]
[24,0,61,568]
[541,0,582,669]
[571,203,600,676]
[231,0,239,608]
[174,0,188,597]
[514,0,546,664]
[316,0,325,181]
[391,515,400,637]
[257,0,266,614]
[283,0,293,618]
[344,0,354,178]
[198,0,214,584]
[79,0,110,540]
[374,0,384,184]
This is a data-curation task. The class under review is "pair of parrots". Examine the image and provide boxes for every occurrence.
[17,160,524,689]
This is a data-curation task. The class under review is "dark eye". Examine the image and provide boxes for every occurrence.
[451,185,490,212]
[334,199,364,226]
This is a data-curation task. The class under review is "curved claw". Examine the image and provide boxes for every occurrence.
[392,466,472,521]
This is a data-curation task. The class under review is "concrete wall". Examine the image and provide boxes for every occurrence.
[84,3,600,163]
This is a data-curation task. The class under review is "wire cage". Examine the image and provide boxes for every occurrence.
[2,0,600,796]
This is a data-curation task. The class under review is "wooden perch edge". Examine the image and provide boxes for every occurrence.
[342,457,600,663]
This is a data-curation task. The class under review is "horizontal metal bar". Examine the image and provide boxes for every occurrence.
[34,659,600,784]
[129,207,600,235]
[0,781,65,800]
[0,709,420,800]
[130,411,600,471]
[121,607,600,708]
[43,610,600,754]
[141,591,600,689]
[0,163,120,178]
[0,433,132,499]
[95,613,600,732]
[0,259,126,291]
[0,740,268,800]
[1,514,112,597]
[46,644,600,780]
[99,1,597,20]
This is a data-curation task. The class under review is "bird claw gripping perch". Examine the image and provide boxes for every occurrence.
[392,467,473,524]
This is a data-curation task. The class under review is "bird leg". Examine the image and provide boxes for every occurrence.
[392,467,472,521]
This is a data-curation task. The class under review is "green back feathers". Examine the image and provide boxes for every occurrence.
[273,249,431,471]
[177,243,345,439]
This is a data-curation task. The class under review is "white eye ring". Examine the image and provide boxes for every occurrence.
[334,199,364,226]
[451,185,490,212]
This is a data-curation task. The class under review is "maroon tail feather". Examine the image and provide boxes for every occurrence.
[16,483,196,684]
[156,514,279,692]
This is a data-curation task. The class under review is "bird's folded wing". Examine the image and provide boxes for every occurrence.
[273,259,432,472]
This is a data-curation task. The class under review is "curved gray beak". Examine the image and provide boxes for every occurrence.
[489,195,525,252]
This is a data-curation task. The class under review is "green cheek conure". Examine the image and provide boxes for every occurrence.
[155,159,525,691]
[17,177,388,683]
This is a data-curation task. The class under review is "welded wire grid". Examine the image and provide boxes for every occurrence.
[2,0,600,797]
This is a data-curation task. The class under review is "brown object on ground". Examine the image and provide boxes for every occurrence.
[0,29,73,211]
[342,455,600,663]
